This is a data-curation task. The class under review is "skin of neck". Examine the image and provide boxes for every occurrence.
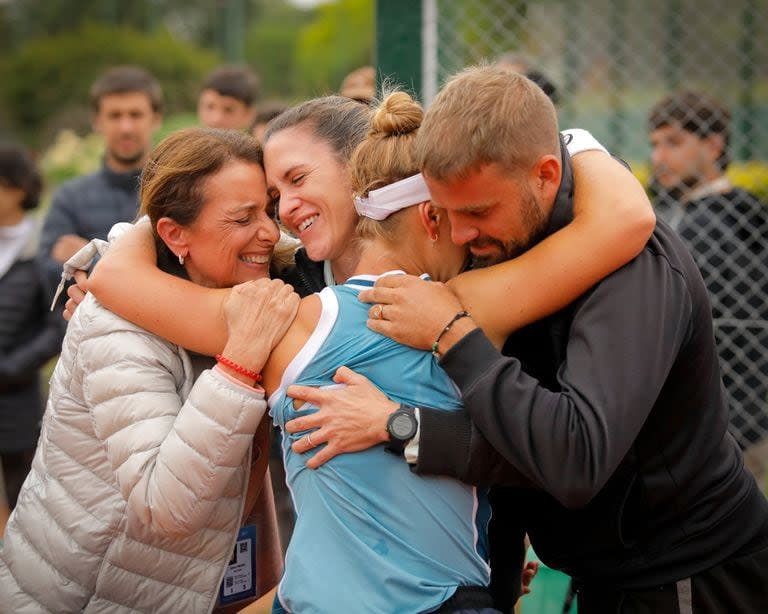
[104,150,148,174]
[353,215,431,279]
[0,190,26,226]
[330,242,362,284]
[680,167,727,203]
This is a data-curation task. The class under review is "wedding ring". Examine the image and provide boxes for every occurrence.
[372,304,383,320]
[306,433,314,447]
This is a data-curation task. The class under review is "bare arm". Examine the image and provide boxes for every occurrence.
[88,220,231,355]
[448,151,655,346]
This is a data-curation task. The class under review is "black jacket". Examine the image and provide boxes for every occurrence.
[414,155,768,594]
[279,248,326,298]
[661,188,768,447]
[0,226,64,451]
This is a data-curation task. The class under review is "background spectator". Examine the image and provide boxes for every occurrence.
[0,144,63,514]
[38,65,162,298]
[198,64,261,131]
[339,65,376,104]
[249,101,287,145]
[495,52,560,106]
[649,90,768,488]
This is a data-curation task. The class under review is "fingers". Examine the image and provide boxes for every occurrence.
[288,428,338,469]
[63,298,75,321]
[358,285,400,305]
[305,445,338,470]
[291,429,326,453]
[67,281,86,303]
[285,415,316,435]
[332,366,358,384]
[72,269,89,287]
[286,384,325,404]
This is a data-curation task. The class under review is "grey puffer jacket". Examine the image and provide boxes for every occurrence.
[0,287,271,613]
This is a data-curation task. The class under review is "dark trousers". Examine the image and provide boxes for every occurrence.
[271,586,499,614]
[1,449,34,508]
[576,541,768,613]
[433,586,501,614]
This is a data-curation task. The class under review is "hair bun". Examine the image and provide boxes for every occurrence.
[370,91,423,137]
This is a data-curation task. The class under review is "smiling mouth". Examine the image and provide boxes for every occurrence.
[297,215,318,233]
[239,254,270,264]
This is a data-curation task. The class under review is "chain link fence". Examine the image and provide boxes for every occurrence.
[417,0,768,462]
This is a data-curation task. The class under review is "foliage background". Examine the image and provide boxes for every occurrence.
[0,0,374,149]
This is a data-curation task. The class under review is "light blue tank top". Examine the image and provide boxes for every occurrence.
[269,273,491,614]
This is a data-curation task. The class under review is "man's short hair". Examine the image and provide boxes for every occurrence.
[201,65,261,107]
[89,65,163,113]
[648,90,731,170]
[416,65,560,181]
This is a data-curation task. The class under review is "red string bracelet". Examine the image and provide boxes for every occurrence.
[215,354,262,383]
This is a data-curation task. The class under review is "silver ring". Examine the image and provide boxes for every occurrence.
[306,433,314,447]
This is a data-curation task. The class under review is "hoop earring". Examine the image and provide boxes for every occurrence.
[430,232,439,245]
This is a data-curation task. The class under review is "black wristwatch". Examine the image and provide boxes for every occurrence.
[385,404,418,455]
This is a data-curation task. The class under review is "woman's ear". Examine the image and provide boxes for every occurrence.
[155,217,190,260]
[417,202,440,241]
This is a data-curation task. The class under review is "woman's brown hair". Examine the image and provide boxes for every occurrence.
[139,128,274,275]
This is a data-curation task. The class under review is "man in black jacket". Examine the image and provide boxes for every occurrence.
[284,67,768,613]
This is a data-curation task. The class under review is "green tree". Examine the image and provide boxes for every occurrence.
[0,22,218,147]
[245,1,312,99]
[294,0,374,96]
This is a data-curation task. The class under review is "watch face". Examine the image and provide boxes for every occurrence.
[391,412,415,439]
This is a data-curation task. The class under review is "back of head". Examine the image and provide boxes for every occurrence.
[89,65,163,113]
[416,66,560,181]
[648,90,731,169]
[340,66,376,104]
[494,53,560,105]
[264,95,373,164]
[251,101,288,130]
[351,90,423,241]
[139,127,263,272]
[201,65,261,107]
[495,51,531,74]
[0,143,42,210]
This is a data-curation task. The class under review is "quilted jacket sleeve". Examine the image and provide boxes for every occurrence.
[80,305,267,538]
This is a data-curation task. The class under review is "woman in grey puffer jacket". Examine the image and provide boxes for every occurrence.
[0,129,299,613]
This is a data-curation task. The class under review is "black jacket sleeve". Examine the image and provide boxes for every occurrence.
[417,247,694,508]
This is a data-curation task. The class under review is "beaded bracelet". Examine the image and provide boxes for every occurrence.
[215,354,263,383]
[431,310,471,356]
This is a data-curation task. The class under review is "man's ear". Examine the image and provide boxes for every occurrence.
[156,217,190,259]
[703,133,726,166]
[532,154,562,202]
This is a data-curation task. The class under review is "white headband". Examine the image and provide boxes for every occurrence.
[353,173,431,221]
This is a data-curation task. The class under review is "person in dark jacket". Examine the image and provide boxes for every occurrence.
[283,67,768,613]
[0,144,63,511]
[649,90,768,488]
[38,65,162,297]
